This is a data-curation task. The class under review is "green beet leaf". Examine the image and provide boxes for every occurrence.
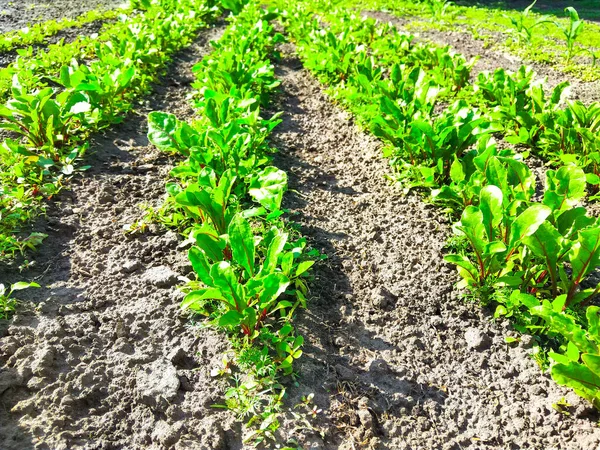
[228,215,256,278]
[148,111,179,152]
[583,353,600,377]
[543,166,586,213]
[210,261,246,313]
[261,228,288,275]
[249,166,287,211]
[508,204,552,248]
[568,227,600,305]
[181,288,226,312]
[258,272,290,310]
[552,362,600,408]
[479,185,503,241]
[523,221,563,295]
[188,246,213,287]
[219,310,243,328]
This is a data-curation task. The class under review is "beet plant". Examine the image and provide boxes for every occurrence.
[147,3,319,440]
[0,281,39,320]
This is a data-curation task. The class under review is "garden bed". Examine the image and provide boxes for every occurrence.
[1,1,600,449]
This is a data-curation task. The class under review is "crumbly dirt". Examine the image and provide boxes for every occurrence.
[363,10,600,104]
[0,0,123,33]
[0,23,250,450]
[266,44,600,449]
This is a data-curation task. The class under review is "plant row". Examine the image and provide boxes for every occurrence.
[0,7,129,54]
[349,0,600,81]
[146,0,318,443]
[295,1,600,199]
[278,0,600,410]
[0,0,220,263]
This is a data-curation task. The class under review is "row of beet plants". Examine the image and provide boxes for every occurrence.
[310,2,600,198]
[279,0,600,410]
[0,0,219,262]
[147,0,318,442]
[0,5,144,101]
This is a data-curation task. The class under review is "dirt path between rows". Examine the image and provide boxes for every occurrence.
[268,44,600,449]
[363,10,600,104]
[0,23,250,450]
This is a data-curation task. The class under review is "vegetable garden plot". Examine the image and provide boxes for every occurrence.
[264,38,600,450]
[2,0,600,448]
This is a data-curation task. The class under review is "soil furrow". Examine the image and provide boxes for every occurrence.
[0,23,245,450]
[269,44,600,449]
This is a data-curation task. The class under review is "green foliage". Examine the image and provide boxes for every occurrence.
[0,281,39,320]
[0,0,219,260]
[427,0,454,22]
[523,296,600,409]
[221,0,250,15]
[146,2,319,440]
[279,0,600,412]
[557,7,589,64]
[504,1,553,45]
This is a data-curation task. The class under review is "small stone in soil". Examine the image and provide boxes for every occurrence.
[464,327,492,351]
[136,358,180,409]
[141,266,180,288]
[121,259,142,273]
